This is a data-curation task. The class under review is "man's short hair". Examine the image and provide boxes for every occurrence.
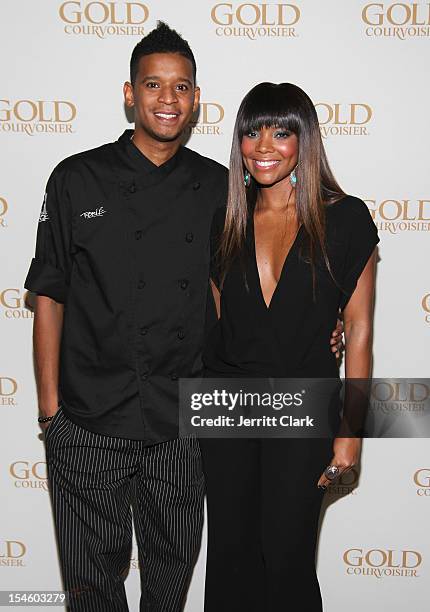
[130,21,197,86]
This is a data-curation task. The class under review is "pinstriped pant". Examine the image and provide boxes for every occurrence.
[45,406,204,611]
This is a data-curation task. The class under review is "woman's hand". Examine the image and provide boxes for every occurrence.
[317,437,362,489]
[330,317,344,359]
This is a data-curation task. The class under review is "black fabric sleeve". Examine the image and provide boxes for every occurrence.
[209,206,227,290]
[339,197,380,311]
[24,164,73,304]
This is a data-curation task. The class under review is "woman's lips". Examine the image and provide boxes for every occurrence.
[253,160,281,170]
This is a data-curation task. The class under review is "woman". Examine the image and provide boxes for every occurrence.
[200,83,379,611]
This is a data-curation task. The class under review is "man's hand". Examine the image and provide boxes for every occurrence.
[39,407,59,433]
[330,317,344,359]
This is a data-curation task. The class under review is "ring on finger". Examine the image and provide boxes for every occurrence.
[324,465,340,480]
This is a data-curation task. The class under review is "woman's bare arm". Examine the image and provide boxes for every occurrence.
[317,249,377,488]
[343,250,377,378]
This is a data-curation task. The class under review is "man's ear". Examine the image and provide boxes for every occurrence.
[193,86,201,114]
[123,81,134,108]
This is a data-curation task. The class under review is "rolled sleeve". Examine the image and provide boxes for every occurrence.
[24,164,73,304]
[25,258,68,303]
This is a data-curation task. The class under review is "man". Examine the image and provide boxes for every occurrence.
[25,21,342,612]
[25,22,227,611]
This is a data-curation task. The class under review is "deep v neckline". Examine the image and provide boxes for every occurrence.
[251,209,304,311]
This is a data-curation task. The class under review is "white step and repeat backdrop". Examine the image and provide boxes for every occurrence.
[1,1,429,610]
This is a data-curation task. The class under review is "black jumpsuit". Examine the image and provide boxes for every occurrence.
[200,195,380,611]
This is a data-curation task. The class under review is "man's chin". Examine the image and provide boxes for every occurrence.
[143,124,185,143]
[154,132,183,143]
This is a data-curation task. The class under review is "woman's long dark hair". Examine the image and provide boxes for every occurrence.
[220,82,345,289]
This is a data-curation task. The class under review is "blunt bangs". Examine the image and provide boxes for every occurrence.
[237,82,303,139]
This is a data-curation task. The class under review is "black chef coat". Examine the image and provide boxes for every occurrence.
[25,129,228,443]
[204,195,380,379]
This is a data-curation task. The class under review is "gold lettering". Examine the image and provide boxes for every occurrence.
[0,541,26,559]
[414,468,430,487]
[0,197,8,216]
[350,103,372,124]
[362,3,385,26]
[200,103,224,124]
[126,2,149,24]
[0,377,17,396]
[211,3,233,26]
[0,289,21,309]
[421,293,430,313]
[53,101,77,122]
[84,2,109,24]
[59,1,82,24]
[343,548,363,566]
[237,4,261,26]
[387,3,411,25]
[13,100,38,122]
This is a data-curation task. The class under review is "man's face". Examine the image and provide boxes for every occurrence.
[124,52,200,143]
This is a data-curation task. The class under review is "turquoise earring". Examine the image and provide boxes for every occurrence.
[244,170,251,188]
[290,165,298,187]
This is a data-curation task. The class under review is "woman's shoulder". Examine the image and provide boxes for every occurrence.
[325,195,373,227]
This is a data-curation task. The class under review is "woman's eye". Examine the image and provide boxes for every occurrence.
[246,131,258,138]
[274,131,290,138]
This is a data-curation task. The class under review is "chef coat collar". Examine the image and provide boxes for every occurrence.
[118,129,183,178]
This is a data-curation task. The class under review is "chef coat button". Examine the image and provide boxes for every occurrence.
[185,232,194,243]
[135,230,142,240]
[180,279,189,290]
[140,326,148,336]
[192,181,200,191]
[128,184,137,194]
[170,372,178,381]
[138,280,146,289]
[177,329,185,340]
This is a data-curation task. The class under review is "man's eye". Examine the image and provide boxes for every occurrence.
[177,84,188,91]
[146,82,159,88]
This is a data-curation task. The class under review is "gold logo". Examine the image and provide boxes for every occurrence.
[365,199,430,232]
[59,1,149,37]
[9,461,48,492]
[0,540,27,567]
[189,102,225,136]
[422,293,430,323]
[210,3,300,38]
[0,377,18,406]
[0,289,34,319]
[0,99,77,136]
[315,103,372,138]
[0,196,8,228]
[343,548,422,577]
[362,2,430,38]
[370,380,428,415]
[414,468,430,496]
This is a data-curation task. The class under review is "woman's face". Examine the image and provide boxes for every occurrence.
[241,126,298,188]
